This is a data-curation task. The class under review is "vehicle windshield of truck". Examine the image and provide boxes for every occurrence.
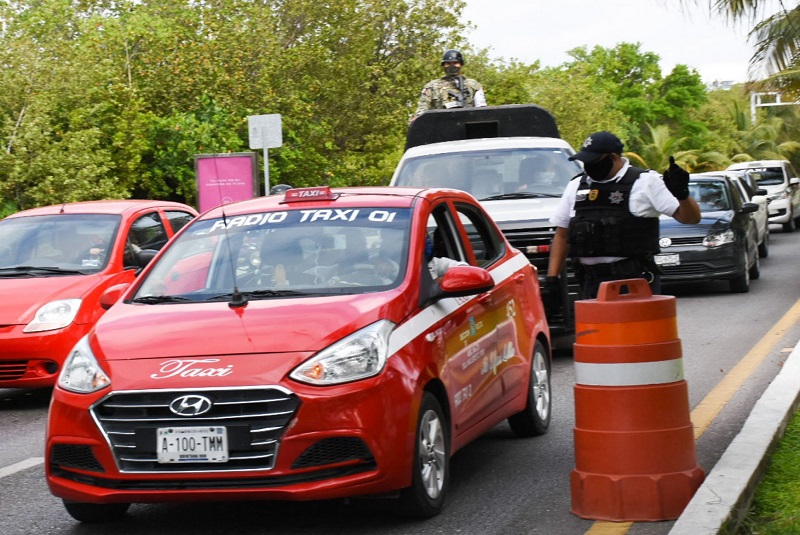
[395,148,581,201]
[747,167,785,187]
[0,214,121,274]
[133,207,413,301]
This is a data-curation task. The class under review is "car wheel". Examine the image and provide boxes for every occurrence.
[508,340,551,437]
[400,392,449,518]
[729,250,751,293]
[62,500,130,523]
[749,250,761,280]
[758,231,769,258]
[783,211,795,232]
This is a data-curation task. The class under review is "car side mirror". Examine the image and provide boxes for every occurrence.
[138,249,160,267]
[741,202,759,214]
[99,283,131,310]
[756,188,768,196]
[438,265,494,296]
[790,177,800,187]
[751,195,767,205]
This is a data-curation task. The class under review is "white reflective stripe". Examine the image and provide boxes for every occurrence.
[388,254,530,356]
[574,358,684,386]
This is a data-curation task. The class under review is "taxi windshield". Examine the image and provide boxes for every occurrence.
[134,207,412,301]
[0,214,120,274]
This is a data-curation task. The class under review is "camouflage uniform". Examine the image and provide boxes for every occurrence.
[413,75,485,119]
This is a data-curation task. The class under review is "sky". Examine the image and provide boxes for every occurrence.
[460,0,785,84]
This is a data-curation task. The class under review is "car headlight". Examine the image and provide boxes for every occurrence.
[290,320,395,386]
[23,298,82,333]
[58,336,111,393]
[768,191,788,201]
[703,229,735,248]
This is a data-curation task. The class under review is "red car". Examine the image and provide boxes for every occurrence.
[0,200,198,388]
[45,187,551,522]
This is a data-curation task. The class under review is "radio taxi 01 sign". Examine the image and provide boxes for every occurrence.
[194,152,259,213]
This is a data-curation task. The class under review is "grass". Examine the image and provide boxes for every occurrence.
[738,409,800,534]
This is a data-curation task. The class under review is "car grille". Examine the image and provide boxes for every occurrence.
[0,360,28,381]
[91,387,300,473]
[662,236,705,247]
[50,444,105,473]
[499,224,556,272]
[292,437,374,469]
[661,264,713,276]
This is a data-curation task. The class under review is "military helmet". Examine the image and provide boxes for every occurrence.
[441,49,464,65]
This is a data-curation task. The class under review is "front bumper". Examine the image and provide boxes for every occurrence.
[658,244,744,283]
[46,370,415,504]
[767,198,791,224]
[0,324,88,388]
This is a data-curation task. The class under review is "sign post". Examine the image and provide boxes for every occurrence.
[248,114,283,194]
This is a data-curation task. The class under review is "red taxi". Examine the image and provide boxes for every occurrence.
[0,200,197,388]
[45,187,551,522]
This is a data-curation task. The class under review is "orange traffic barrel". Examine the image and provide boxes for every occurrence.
[570,278,705,522]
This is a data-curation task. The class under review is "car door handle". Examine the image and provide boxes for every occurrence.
[514,274,526,284]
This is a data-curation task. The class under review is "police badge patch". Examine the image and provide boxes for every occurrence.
[588,189,599,201]
[609,191,625,204]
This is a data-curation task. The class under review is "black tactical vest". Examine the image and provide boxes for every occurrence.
[567,167,660,257]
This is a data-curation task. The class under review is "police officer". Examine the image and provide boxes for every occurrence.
[544,131,701,302]
[411,49,487,121]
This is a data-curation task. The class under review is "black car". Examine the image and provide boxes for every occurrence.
[655,175,760,293]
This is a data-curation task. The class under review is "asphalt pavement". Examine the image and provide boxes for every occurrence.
[669,331,800,534]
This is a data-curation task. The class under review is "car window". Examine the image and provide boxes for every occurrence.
[454,202,504,267]
[128,212,170,251]
[395,148,581,200]
[134,207,413,299]
[164,210,195,234]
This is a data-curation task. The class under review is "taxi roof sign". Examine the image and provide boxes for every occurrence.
[284,186,336,202]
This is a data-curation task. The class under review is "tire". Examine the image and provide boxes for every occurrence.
[729,250,751,293]
[62,500,130,523]
[758,231,769,258]
[508,340,551,437]
[749,250,761,280]
[400,392,449,518]
[783,211,795,232]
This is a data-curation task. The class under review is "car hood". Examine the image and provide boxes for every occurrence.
[479,197,561,224]
[659,211,732,236]
[0,274,102,325]
[93,292,403,361]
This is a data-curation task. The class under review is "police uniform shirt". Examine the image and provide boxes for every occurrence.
[548,158,680,265]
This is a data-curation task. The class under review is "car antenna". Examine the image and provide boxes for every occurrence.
[211,158,248,309]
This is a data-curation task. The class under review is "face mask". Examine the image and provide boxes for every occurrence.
[583,155,614,180]
[444,65,461,77]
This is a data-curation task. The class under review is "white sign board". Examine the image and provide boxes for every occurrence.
[248,114,283,149]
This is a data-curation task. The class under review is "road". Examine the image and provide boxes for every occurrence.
[2,225,799,535]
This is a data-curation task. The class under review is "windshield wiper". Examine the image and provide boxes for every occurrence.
[0,266,85,276]
[131,295,194,304]
[205,289,308,301]
[479,192,562,201]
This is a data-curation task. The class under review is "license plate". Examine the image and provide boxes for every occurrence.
[654,253,680,266]
[157,426,228,463]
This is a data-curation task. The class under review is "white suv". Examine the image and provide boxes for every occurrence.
[727,160,800,232]
[390,105,582,348]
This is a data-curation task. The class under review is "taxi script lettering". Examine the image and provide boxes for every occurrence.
[151,359,234,379]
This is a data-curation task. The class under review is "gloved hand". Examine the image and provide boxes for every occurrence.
[541,276,562,312]
[663,156,690,200]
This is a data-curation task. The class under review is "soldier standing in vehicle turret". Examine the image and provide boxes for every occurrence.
[411,49,487,122]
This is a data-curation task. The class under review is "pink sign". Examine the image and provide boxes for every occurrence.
[195,153,259,212]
